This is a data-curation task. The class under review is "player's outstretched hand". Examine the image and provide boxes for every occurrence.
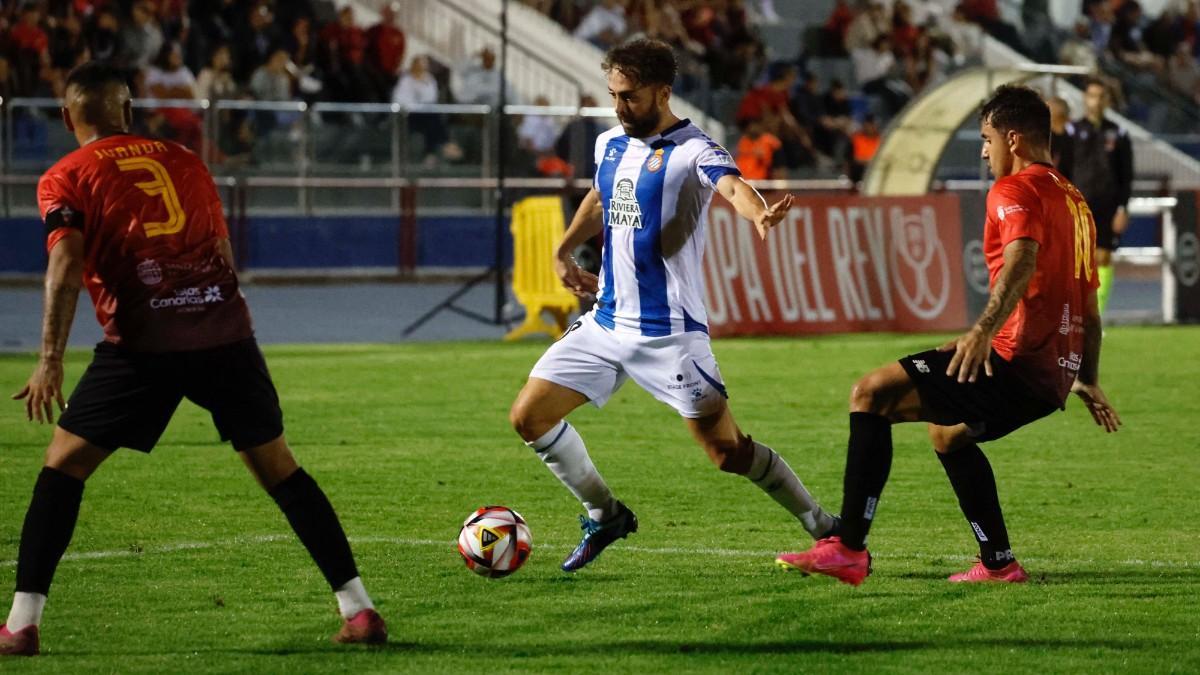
[12,358,66,424]
[938,328,993,383]
[754,194,794,239]
[1071,381,1122,433]
[555,255,599,298]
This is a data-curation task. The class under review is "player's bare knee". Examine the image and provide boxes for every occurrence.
[509,401,551,443]
[849,372,885,414]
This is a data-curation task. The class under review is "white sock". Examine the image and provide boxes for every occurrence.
[5,592,46,631]
[528,421,616,522]
[334,577,374,620]
[747,440,835,539]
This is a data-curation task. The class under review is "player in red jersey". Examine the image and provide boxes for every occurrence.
[1,63,385,657]
[776,84,1121,585]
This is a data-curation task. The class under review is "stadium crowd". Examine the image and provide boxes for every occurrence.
[4,0,1200,178]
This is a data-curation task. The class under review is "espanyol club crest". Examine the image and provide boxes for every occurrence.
[646,148,664,172]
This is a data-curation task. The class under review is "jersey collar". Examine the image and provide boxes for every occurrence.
[629,118,691,147]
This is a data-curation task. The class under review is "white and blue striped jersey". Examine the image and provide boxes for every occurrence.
[592,118,740,336]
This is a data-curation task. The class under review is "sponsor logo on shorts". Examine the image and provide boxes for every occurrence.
[137,259,162,285]
[1057,352,1081,371]
[912,358,930,374]
[558,319,583,340]
[150,285,224,309]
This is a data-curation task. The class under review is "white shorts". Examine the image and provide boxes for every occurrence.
[529,311,728,419]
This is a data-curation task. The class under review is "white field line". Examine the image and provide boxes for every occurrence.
[0,535,1194,569]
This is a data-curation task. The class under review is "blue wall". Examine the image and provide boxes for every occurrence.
[1,215,514,272]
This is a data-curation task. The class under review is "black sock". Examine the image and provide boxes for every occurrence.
[838,412,893,551]
[269,468,359,590]
[936,444,1014,569]
[15,467,85,595]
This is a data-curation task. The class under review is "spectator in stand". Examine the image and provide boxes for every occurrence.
[452,46,518,106]
[366,2,406,95]
[941,3,984,66]
[0,56,19,102]
[517,95,562,155]
[1060,18,1100,72]
[1046,95,1072,170]
[848,114,881,182]
[853,34,912,117]
[392,55,449,165]
[287,16,318,75]
[320,5,379,102]
[518,95,572,177]
[907,29,952,93]
[1110,0,1164,74]
[48,11,89,95]
[120,0,164,71]
[1085,0,1115,53]
[234,1,282,83]
[554,94,603,178]
[573,0,627,50]
[10,3,50,96]
[196,43,238,100]
[845,1,890,53]
[1168,40,1200,103]
[145,40,204,152]
[817,78,855,169]
[959,0,1026,55]
[821,0,855,56]
[891,1,920,59]
[86,8,121,64]
[736,62,815,173]
[250,47,294,101]
[735,117,781,180]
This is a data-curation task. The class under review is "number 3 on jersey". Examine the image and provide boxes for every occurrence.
[1064,196,1094,281]
[116,157,186,237]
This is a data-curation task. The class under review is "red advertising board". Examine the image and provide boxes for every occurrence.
[704,193,967,336]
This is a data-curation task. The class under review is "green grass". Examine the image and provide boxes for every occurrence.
[1,327,1198,673]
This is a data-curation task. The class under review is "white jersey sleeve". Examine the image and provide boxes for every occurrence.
[694,140,740,190]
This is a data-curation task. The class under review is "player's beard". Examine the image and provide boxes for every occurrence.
[620,108,661,138]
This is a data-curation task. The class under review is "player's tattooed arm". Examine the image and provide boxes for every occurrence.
[716,175,793,240]
[1071,289,1121,432]
[554,188,603,297]
[13,230,84,423]
[941,237,1039,383]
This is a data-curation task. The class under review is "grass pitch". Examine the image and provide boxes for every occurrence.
[1,327,1198,673]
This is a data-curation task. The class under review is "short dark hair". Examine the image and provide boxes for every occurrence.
[979,84,1050,148]
[602,38,677,87]
[1083,76,1108,93]
[65,61,127,95]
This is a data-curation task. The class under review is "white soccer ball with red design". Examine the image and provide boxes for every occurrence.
[457,506,532,578]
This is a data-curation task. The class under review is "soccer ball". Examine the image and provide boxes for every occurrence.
[457,506,532,578]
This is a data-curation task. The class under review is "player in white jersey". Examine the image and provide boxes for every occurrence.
[509,39,838,572]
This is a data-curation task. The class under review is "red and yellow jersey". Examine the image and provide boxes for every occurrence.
[39,134,252,352]
[984,162,1100,405]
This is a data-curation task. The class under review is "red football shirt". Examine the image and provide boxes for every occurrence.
[39,134,252,352]
[984,162,1100,405]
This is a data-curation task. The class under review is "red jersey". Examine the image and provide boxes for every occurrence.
[984,163,1100,405]
[39,134,252,352]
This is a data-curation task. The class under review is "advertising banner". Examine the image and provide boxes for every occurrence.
[704,193,968,336]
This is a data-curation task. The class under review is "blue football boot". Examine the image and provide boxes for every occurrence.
[561,502,638,572]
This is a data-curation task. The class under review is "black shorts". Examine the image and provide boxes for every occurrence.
[898,348,1058,443]
[58,338,284,453]
[1092,205,1121,251]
